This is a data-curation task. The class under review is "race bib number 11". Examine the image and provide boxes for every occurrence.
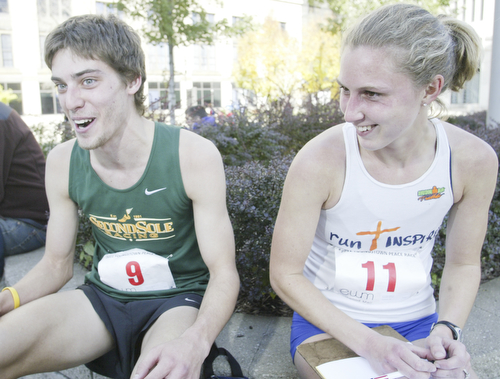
[98,248,177,292]
[333,248,427,303]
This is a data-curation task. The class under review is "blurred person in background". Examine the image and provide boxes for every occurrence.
[0,102,48,280]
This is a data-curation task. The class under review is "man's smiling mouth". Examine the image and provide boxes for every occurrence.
[74,118,95,129]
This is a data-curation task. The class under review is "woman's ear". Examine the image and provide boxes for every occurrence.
[422,74,444,105]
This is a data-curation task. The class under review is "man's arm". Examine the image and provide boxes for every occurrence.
[178,129,240,358]
[0,140,79,315]
[0,115,14,205]
[133,130,239,379]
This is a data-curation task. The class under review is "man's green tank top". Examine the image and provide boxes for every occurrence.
[69,122,209,301]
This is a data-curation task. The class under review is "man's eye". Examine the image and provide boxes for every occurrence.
[55,83,67,92]
[83,79,95,85]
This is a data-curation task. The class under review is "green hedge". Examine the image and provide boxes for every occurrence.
[34,105,499,314]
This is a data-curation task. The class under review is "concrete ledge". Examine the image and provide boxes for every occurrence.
[4,248,500,379]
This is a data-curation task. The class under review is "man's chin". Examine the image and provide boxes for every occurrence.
[76,136,105,151]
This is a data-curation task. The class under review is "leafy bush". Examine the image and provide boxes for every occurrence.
[256,95,345,154]
[225,155,293,314]
[29,118,74,157]
[431,111,500,297]
[33,106,500,314]
[194,108,289,166]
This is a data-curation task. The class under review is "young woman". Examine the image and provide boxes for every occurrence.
[270,4,498,379]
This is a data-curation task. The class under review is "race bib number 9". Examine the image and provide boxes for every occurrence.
[98,248,176,292]
[332,247,428,304]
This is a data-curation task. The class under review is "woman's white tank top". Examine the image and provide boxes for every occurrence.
[303,119,454,323]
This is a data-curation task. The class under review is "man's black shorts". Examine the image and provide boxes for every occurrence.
[78,283,203,379]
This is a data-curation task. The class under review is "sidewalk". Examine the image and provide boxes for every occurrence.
[2,247,499,379]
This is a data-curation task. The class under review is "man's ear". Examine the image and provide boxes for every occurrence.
[422,74,444,105]
[127,75,142,95]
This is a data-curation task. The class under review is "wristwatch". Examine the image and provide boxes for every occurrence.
[431,320,462,341]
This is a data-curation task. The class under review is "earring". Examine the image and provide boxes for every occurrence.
[422,103,428,107]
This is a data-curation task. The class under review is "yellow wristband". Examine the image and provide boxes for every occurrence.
[2,287,20,309]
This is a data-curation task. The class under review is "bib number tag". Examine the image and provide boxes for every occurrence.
[332,247,427,303]
[98,248,176,292]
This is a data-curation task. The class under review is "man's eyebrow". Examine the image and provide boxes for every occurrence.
[51,69,104,82]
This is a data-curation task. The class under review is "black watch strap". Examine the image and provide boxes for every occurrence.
[431,320,462,340]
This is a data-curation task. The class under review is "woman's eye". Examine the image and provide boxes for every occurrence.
[365,91,379,98]
[340,86,350,94]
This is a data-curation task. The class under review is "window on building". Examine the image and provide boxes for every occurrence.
[232,17,241,62]
[192,12,214,24]
[40,82,62,114]
[280,22,286,31]
[96,1,124,18]
[39,35,47,69]
[38,0,71,18]
[451,73,480,104]
[148,43,168,73]
[1,83,22,114]
[148,81,180,110]
[192,13,216,71]
[0,0,8,13]
[193,45,216,71]
[232,84,255,108]
[1,34,13,67]
[191,82,220,108]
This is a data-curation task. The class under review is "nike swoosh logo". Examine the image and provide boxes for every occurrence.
[185,297,200,305]
[145,187,167,195]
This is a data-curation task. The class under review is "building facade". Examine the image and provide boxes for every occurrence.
[0,0,495,126]
[447,0,496,115]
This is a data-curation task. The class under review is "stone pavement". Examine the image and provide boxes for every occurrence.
[2,247,499,379]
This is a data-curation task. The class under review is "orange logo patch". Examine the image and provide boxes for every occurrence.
[417,186,445,201]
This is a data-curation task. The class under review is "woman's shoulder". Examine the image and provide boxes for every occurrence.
[295,123,347,165]
[286,124,347,205]
[440,120,497,165]
[440,120,498,199]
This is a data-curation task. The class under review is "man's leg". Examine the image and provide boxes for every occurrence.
[131,306,199,378]
[0,289,114,379]
[0,218,46,257]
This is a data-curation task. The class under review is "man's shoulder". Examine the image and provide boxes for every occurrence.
[0,102,12,120]
[179,127,219,153]
[47,138,78,163]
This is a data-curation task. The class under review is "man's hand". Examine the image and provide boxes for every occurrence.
[424,334,471,378]
[363,335,437,379]
[132,336,208,379]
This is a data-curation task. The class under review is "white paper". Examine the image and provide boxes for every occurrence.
[316,356,379,379]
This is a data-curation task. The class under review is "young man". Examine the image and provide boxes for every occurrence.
[0,102,49,280]
[185,105,216,130]
[0,14,239,379]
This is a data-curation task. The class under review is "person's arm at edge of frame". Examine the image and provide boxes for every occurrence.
[269,127,437,378]
[0,140,79,316]
[134,129,239,379]
[424,123,498,369]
